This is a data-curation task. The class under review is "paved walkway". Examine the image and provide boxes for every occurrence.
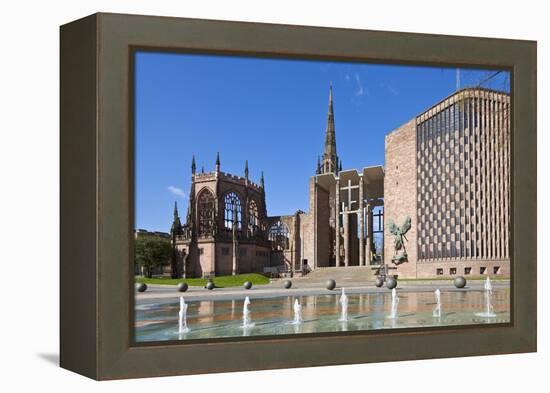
[136,278,510,305]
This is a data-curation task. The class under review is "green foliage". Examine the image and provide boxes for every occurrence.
[134,237,172,278]
[135,273,270,288]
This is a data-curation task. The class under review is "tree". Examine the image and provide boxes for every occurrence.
[135,237,172,278]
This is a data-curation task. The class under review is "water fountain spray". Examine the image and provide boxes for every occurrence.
[433,289,442,318]
[475,276,496,318]
[292,298,303,325]
[387,288,399,319]
[178,296,190,334]
[339,288,349,322]
[242,296,255,328]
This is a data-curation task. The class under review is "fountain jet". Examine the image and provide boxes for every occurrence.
[387,288,399,319]
[242,296,255,328]
[475,276,497,318]
[178,296,190,334]
[292,299,303,325]
[433,289,442,318]
[339,288,349,322]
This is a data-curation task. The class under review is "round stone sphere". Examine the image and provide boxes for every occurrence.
[243,281,253,290]
[283,280,292,289]
[386,277,397,290]
[206,281,215,290]
[136,282,147,292]
[326,279,336,291]
[454,276,467,288]
[375,277,384,288]
[177,282,188,292]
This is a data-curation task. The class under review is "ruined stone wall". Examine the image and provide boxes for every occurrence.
[180,171,270,277]
[299,212,314,272]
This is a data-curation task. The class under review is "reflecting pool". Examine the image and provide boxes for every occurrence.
[135,288,510,342]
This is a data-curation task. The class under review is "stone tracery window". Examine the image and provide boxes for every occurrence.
[224,192,242,230]
[197,189,215,237]
[268,220,289,250]
[248,200,259,236]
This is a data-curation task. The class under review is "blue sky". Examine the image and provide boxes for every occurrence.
[135,51,509,232]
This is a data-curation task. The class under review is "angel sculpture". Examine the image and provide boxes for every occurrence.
[388,216,411,265]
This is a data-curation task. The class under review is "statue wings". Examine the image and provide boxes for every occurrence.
[388,220,399,236]
[401,216,411,236]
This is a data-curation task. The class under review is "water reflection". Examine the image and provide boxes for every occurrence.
[135,288,510,342]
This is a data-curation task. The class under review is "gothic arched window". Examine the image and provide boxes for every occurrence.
[248,200,259,236]
[268,220,289,250]
[224,192,242,230]
[197,189,215,237]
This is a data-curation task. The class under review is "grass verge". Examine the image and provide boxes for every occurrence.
[135,273,270,288]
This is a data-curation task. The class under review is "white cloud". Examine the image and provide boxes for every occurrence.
[380,82,399,96]
[387,85,399,96]
[355,73,366,96]
[167,186,186,198]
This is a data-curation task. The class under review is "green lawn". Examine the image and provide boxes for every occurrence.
[135,273,270,288]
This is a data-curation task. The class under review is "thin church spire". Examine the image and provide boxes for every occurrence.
[319,83,339,174]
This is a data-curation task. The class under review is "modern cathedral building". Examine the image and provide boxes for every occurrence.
[385,87,511,278]
[168,86,510,279]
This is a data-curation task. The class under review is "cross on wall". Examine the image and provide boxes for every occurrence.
[339,179,360,214]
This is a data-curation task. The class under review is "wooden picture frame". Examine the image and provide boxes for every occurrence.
[60,12,537,380]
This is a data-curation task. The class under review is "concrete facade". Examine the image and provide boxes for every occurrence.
[384,87,511,278]
[384,119,418,278]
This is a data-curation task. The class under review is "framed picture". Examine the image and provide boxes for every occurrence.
[60,12,537,380]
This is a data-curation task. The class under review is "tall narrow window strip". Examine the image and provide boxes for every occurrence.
[415,89,509,263]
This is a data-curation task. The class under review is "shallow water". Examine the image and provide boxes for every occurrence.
[135,288,510,342]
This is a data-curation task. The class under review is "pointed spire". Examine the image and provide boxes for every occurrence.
[244,160,249,179]
[260,171,265,189]
[324,84,336,157]
[215,152,220,172]
[171,201,182,235]
[316,156,321,175]
[339,160,342,173]
[191,155,196,175]
[201,165,205,173]
[320,84,339,174]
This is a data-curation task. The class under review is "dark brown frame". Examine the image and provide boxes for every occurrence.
[60,12,537,380]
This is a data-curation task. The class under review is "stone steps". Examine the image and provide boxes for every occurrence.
[302,266,376,283]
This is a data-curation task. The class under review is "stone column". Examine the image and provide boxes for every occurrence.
[359,176,365,266]
[343,209,349,267]
[335,177,340,267]
[182,251,188,279]
[290,243,295,277]
[232,237,238,275]
[232,206,238,275]
[366,204,372,264]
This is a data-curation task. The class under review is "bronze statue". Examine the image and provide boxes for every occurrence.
[388,216,411,265]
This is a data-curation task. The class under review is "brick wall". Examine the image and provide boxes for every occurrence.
[313,177,331,267]
[384,119,418,278]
